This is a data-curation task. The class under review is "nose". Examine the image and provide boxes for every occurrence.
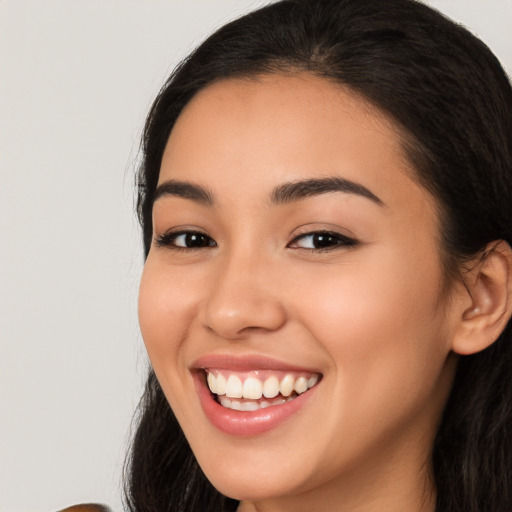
[201,252,287,340]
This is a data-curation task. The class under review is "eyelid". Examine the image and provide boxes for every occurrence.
[289,222,357,239]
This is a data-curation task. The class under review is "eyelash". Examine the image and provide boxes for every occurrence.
[154,229,358,253]
[154,230,216,251]
[289,231,358,251]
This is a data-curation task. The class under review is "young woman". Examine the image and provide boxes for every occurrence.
[125,1,512,511]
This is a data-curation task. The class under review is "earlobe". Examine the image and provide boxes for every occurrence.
[452,240,512,356]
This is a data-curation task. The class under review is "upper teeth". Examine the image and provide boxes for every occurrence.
[206,370,319,400]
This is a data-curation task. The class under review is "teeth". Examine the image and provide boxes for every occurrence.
[225,375,243,398]
[207,372,217,394]
[230,399,242,411]
[206,370,320,401]
[243,377,263,399]
[219,395,295,411]
[279,374,295,397]
[216,373,227,395]
[294,376,308,394]
[262,375,280,398]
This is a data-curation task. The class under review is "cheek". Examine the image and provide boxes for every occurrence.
[138,258,198,380]
[138,258,212,431]
[294,246,450,409]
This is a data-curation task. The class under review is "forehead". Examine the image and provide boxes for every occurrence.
[159,73,429,211]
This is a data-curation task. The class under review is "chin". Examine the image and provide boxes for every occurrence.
[202,464,303,503]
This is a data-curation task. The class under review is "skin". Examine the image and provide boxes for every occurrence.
[138,73,472,512]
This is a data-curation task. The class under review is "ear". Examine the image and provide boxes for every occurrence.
[451,240,512,355]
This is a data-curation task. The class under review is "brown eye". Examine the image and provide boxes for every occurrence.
[289,231,357,250]
[155,231,216,249]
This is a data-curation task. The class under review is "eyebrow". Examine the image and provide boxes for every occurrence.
[153,176,384,207]
[270,177,384,206]
[153,179,215,205]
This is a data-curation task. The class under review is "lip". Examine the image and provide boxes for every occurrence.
[192,353,320,373]
[191,354,321,436]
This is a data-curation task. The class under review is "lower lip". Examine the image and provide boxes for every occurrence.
[193,372,316,436]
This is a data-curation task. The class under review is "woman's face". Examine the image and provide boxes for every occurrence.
[139,74,461,508]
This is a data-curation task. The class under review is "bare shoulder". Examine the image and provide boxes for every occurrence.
[58,505,112,512]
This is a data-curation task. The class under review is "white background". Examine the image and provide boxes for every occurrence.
[1,1,511,511]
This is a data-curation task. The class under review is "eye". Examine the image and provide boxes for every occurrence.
[154,230,216,250]
[289,231,357,251]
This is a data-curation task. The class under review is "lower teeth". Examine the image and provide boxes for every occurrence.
[218,393,297,411]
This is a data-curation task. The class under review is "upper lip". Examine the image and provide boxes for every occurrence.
[191,353,321,373]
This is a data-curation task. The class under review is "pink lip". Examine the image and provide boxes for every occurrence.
[192,353,319,372]
[191,354,321,437]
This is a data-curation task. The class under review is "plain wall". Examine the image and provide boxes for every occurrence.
[1,1,511,511]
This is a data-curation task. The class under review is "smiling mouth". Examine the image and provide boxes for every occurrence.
[204,369,321,411]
